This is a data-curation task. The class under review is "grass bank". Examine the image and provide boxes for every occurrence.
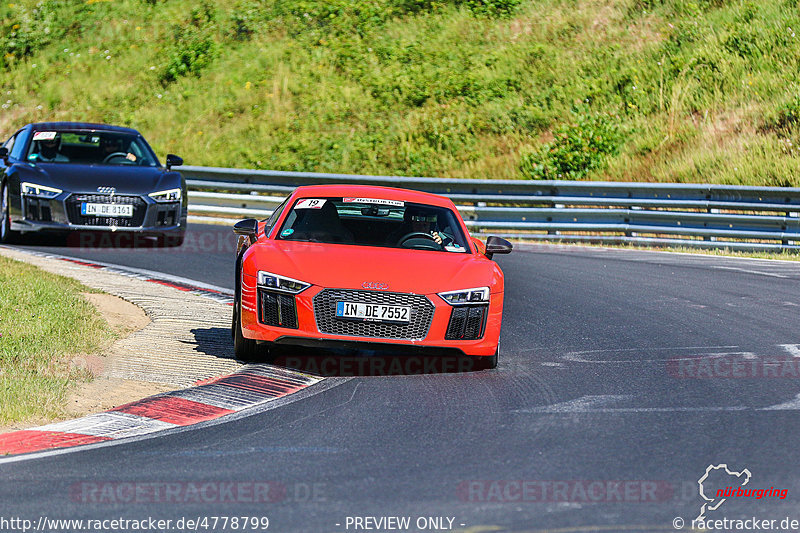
[0,255,115,425]
[2,0,800,185]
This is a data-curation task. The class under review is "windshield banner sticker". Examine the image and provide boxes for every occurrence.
[32,131,57,141]
[343,198,404,207]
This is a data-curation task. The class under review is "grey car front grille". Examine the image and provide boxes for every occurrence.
[65,194,147,227]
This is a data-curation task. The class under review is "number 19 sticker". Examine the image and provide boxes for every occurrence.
[295,198,326,209]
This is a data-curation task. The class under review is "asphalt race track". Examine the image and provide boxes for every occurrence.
[5,223,800,531]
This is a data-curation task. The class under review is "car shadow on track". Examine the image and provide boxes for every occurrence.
[190,327,237,360]
[15,231,179,248]
[191,328,495,376]
[257,345,494,377]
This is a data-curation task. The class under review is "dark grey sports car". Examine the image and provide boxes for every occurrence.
[0,122,187,246]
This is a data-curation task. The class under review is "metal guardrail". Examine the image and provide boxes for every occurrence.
[182,165,800,252]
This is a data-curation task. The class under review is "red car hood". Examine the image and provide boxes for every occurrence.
[246,240,502,294]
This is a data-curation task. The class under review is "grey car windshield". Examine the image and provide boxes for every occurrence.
[276,197,470,252]
[26,131,158,166]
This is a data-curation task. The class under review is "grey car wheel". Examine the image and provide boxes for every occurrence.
[0,182,17,244]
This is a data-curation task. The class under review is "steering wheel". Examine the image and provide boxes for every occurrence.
[102,152,129,164]
[397,231,442,250]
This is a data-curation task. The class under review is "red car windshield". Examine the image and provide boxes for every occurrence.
[276,197,470,252]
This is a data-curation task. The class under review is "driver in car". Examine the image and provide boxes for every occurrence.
[37,134,69,162]
[410,212,452,246]
[99,136,138,164]
[100,136,123,157]
[390,207,456,248]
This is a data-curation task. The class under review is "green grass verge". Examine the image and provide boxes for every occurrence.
[631,245,800,262]
[2,0,800,185]
[0,256,115,425]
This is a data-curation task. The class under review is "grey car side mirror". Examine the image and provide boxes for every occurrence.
[165,154,183,171]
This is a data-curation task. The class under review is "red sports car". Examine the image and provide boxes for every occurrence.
[232,185,512,368]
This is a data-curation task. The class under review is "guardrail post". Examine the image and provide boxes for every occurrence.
[786,211,799,246]
[548,204,565,235]
[705,208,719,242]
[626,205,642,237]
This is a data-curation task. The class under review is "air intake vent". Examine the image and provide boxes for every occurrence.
[445,305,487,340]
[24,198,52,222]
[258,289,299,329]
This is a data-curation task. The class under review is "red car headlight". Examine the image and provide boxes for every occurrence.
[438,287,490,305]
[257,270,311,295]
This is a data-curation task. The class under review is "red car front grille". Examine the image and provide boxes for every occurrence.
[313,289,434,340]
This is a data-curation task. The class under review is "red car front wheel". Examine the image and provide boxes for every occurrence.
[233,296,260,361]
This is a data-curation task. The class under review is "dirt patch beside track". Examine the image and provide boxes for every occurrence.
[82,292,150,333]
[67,293,174,421]
[0,246,243,434]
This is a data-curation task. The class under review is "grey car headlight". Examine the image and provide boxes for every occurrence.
[21,182,62,199]
[148,188,182,203]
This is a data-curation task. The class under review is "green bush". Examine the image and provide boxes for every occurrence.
[229,2,264,41]
[1,1,63,69]
[162,29,217,82]
[392,0,447,14]
[274,0,394,35]
[161,3,219,82]
[520,110,622,180]
[763,96,800,132]
[457,0,520,17]
[275,0,515,33]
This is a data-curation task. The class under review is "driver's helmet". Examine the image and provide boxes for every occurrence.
[40,133,62,151]
[100,136,124,153]
[405,207,438,231]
